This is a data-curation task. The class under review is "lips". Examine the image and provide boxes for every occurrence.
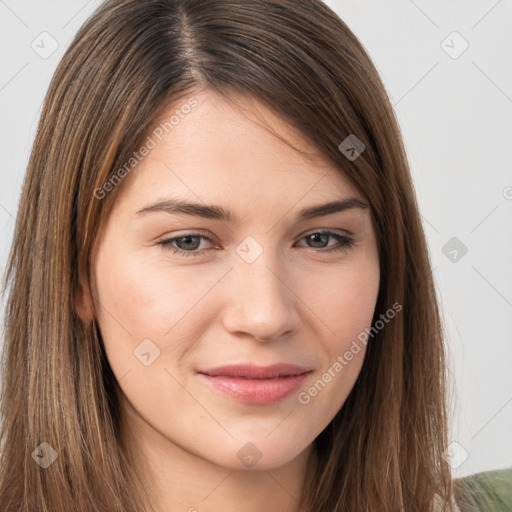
[198,363,310,379]
[197,364,312,405]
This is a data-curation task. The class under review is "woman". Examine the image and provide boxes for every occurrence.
[0,0,483,510]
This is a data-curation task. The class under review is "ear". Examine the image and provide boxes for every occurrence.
[75,270,95,322]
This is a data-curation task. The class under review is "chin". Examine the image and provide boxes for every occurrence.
[203,437,311,472]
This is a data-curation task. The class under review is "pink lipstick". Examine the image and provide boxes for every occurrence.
[197,363,311,405]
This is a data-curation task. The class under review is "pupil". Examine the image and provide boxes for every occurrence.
[177,236,200,250]
[309,233,328,248]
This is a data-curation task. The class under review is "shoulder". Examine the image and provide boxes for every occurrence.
[453,467,512,512]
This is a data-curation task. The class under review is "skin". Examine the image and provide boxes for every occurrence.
[76,88,380,512]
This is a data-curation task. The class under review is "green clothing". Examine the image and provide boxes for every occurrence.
[455,468,512,511]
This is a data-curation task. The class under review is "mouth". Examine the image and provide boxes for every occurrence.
[197,364,312,404]
[198,363,310,379]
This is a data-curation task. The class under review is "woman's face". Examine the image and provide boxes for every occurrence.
[82,89,380,472]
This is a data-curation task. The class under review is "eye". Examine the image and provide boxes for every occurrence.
[158,233,217,257]
[295,230,355,253]
[157,230,355,257]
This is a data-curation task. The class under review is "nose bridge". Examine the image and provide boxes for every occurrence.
[222,240,299,341]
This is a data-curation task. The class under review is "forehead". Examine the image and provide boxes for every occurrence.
[113,89,363,212]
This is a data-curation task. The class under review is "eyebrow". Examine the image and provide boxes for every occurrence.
[134,196,368,222]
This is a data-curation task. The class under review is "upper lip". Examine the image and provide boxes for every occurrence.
[198,363,311,379]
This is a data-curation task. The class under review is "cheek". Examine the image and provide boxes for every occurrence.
[93,246,226,372]
[95,249,203,334]
[308,259,380,348]
[294,263,379,424]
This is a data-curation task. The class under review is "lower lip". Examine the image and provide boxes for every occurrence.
[199,372,310,405]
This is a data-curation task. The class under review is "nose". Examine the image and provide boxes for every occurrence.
[221,252,301,343]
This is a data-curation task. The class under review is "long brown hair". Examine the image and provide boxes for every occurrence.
[0,0,455,510]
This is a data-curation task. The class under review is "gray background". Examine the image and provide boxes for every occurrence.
[1,0,511,478]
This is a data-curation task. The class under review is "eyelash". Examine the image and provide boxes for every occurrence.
[157,231,355,257]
